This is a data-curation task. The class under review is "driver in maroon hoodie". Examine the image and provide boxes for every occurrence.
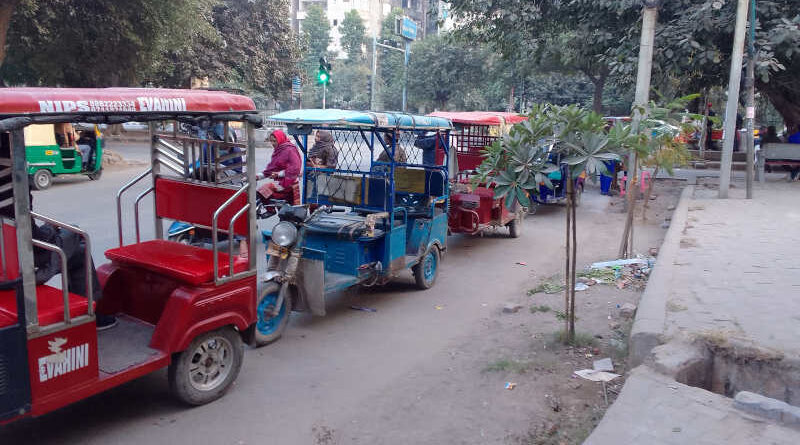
[257,129,301,202]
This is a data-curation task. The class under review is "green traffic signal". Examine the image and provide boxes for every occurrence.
[318,71,329,84]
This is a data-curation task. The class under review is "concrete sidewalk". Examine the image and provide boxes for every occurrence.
[586,179,800,443]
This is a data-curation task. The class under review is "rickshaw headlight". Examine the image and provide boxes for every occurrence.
[272,221,298,247]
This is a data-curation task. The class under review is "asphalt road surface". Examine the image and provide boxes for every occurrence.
[0,142,654,444]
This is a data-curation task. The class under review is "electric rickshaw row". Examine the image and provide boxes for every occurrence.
[0,88,579,427]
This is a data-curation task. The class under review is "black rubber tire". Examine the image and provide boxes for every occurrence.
[253,282,292,346]
[32,169,52,190]
[574,184,583,207]
[413,247,440,290]
[168,327,243,406]
[88,168,103,181]
[509,212,523,238]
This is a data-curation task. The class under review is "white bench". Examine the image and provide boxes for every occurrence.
[757,143,800,182]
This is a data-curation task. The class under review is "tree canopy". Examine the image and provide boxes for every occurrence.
[340,9,366,62]
[0,0,301,100]
[450,0,800,127]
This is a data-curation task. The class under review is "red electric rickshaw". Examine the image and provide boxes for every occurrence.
[0,88,263,425]
[428,111,528,237]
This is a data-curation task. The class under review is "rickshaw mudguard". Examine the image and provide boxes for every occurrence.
[150,276,257,353]
[297,248,326,316]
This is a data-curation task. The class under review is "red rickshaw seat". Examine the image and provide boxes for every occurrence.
[105,240,248,286]
[0,285,92,327]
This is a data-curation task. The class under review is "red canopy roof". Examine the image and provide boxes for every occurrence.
[427,111,528,126]
[0,87,256,116]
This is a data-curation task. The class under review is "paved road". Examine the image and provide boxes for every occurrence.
[0,143,663,444]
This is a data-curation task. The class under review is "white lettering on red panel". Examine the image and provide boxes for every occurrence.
[37,337,89,382]
[37,97,187,114]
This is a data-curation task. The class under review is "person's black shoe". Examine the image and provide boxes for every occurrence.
[96,314,118,331]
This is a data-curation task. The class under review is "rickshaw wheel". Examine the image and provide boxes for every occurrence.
[413,247,440,290]
[509,212,523,238]
[168,327,243,406]
[254,282,292,346]
[88,169,103,181]
[32,169,52,190]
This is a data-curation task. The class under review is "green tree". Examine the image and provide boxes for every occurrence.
[376,8,405,110]
[0,0,20,73]
[407,35,487,111]
[643,0,800,128]
[327,62,371,109]
[300,4,332,106]
[475,104,623,342]
[340,9,366,62]
[449,0,639,114]
[1,0,216,86]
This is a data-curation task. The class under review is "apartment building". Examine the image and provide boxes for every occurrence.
[291,0,450,57]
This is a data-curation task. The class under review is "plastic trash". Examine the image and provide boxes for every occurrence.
[505,382,517,390]
[574,283,589,291]
[593,358,614,372]
[591,258,649,269]
[350,306,377,313]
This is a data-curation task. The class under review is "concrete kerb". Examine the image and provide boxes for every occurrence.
[629,185,694,368]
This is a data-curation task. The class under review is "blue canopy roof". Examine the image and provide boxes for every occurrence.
[269,109,452,130]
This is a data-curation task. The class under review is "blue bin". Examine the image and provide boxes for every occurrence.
[600,161,616,195]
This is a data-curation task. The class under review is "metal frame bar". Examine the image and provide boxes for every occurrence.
[10,128,38,330]
[134,187,155,243]
[116,168,153,246]
[212,184,248,285]
[228,204,250,277]
[30,238,70,320]
[30,212,95,317]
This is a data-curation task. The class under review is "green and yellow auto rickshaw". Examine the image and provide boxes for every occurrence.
[24,122,103,190]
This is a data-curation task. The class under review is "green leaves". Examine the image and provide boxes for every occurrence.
[479,103,622,208]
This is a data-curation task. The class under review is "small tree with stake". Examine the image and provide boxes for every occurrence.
[476,104,628,343]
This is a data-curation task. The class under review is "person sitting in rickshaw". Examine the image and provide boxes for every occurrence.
[308,130,338,169]
[377,130,407,163]
[257,129,301,203]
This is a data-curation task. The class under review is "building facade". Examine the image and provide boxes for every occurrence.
[291,0,450,57]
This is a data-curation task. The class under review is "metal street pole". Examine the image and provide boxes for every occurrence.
[402,40,410,112]
[719,0,749,198]
[371,35,377,110]
[322,83,326,110]
[745,0,756,199]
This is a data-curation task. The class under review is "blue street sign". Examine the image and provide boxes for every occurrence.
[400,17,417,40]
[292,76,302,95]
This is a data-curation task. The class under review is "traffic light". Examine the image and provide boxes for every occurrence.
[317,57,332,85]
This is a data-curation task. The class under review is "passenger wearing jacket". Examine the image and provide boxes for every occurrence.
[258,129,301,202]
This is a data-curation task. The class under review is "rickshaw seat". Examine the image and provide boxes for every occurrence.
[105,240,248,286]
[304,214,385,240]
[0,285,92,327]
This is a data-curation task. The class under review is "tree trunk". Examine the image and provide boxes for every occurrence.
[0,0,20,70]
[618,159,639,258]
[760,81,800,130]
[642,166,660,220]
[590,72,607,115]
[564,175,576,343]
[564,174,571,338]
[569,177,577,341]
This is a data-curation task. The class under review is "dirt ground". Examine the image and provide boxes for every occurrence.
[0,175,684,445]
[336,179,685,445]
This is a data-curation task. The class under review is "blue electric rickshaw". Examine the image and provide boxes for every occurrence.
[252,110,452,345]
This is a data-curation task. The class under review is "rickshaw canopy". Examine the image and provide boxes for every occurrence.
[427,111,527,126]
[0,87,259,131]
[270,109,452,131]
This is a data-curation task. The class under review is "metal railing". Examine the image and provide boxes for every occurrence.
[211,184,250,285]
[116,168,153,247]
